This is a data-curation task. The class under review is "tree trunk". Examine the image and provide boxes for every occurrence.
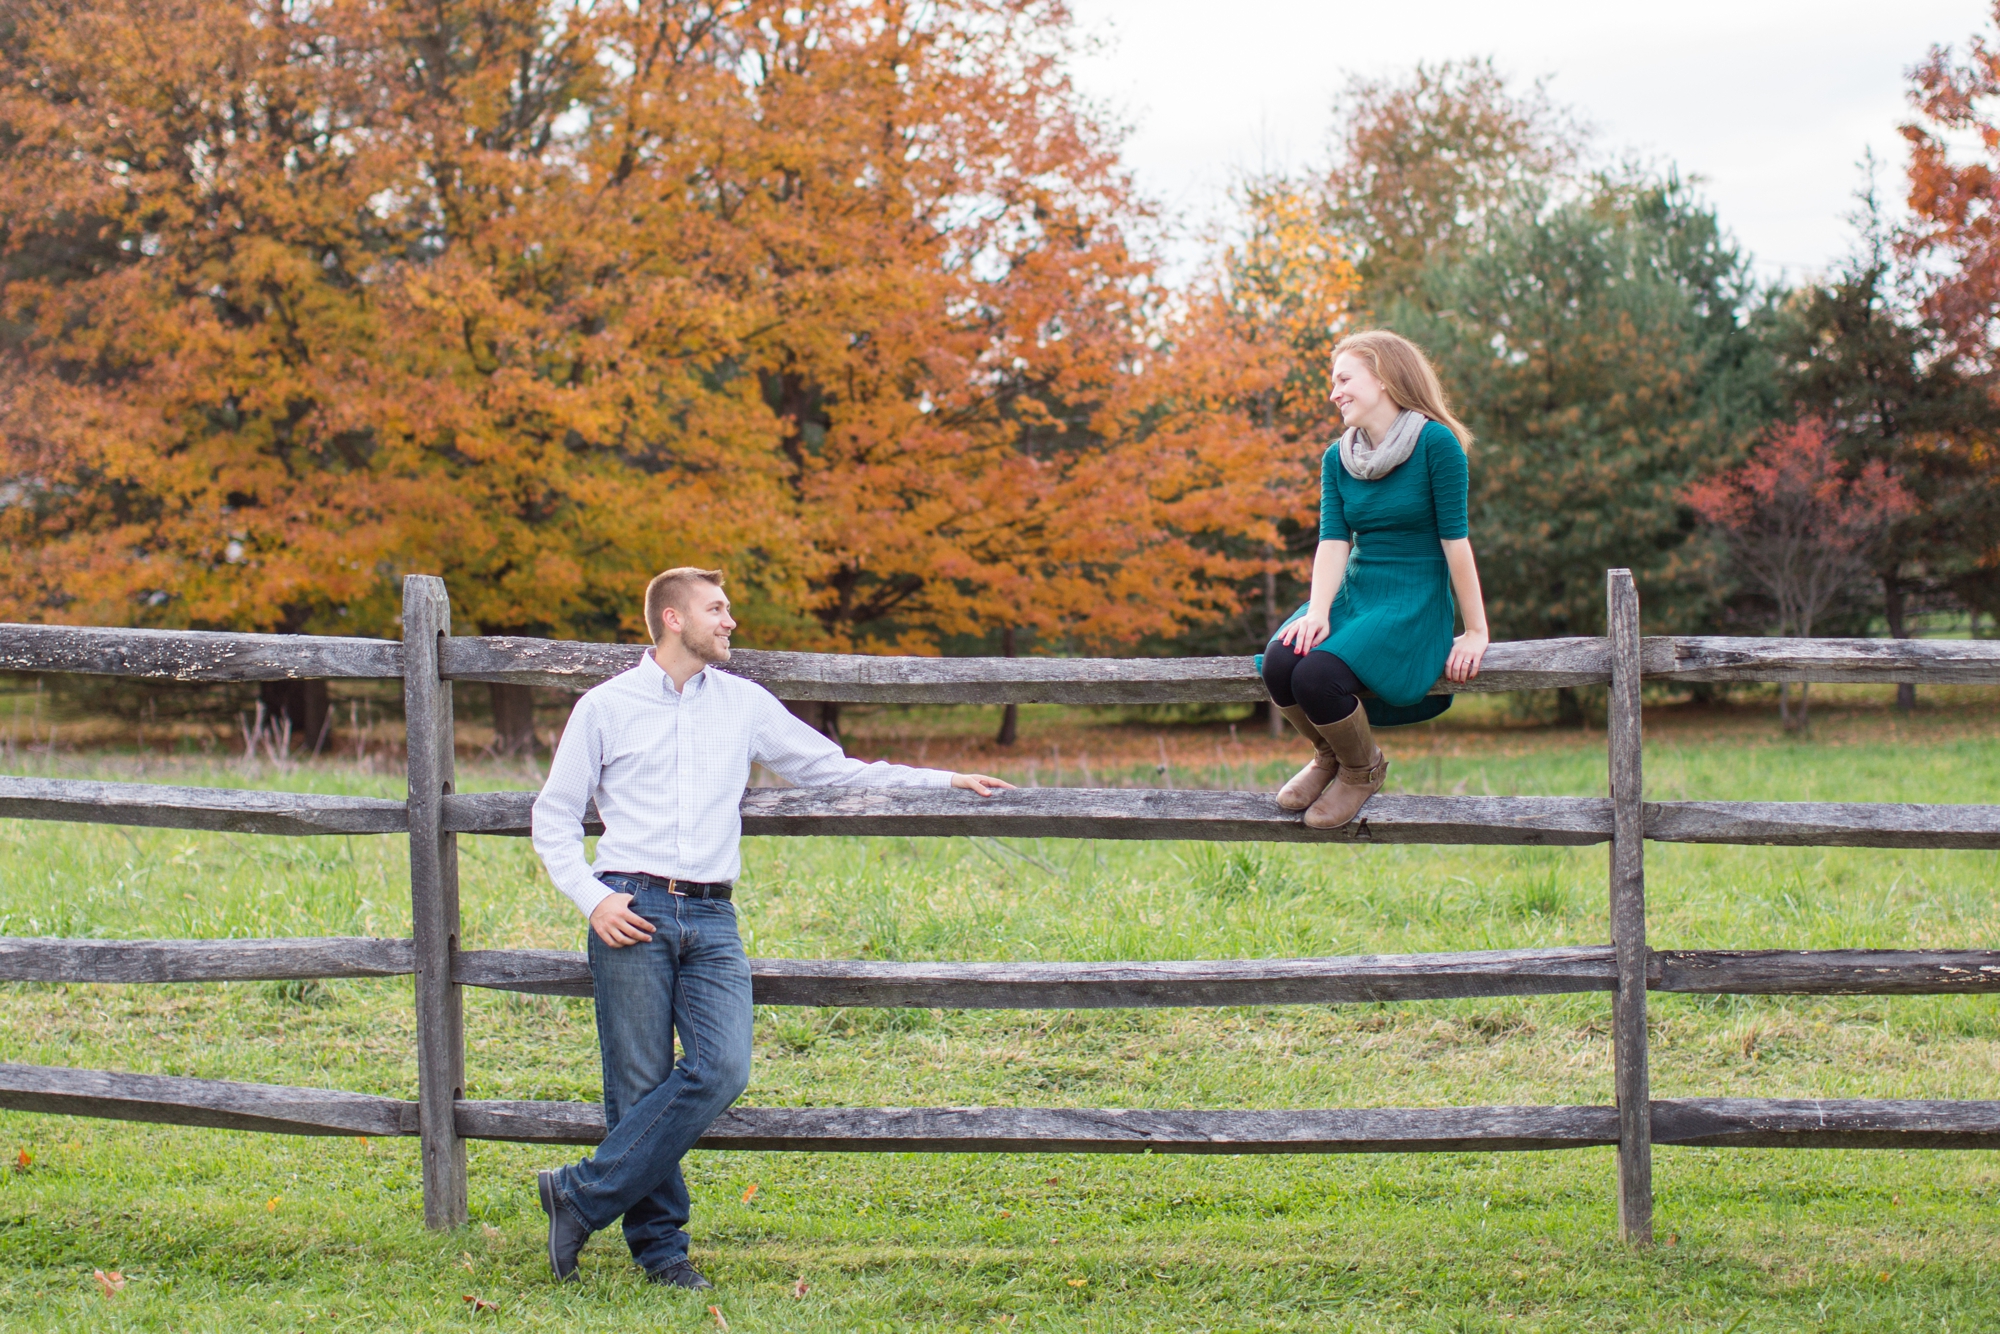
[1778,681,1792,731]
[1264,568,1284,738]
[1884,574,1916,714]
[258,679,329,754]
[488,682,538,756]
[783,700,841,743]
[995,627,1018,747]
[1556,687,1584,727]
[1792,612,1813,735]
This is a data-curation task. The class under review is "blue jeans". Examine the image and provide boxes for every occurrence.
[546,875,753,1272]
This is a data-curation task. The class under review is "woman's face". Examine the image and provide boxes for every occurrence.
[1329,351,1388,426]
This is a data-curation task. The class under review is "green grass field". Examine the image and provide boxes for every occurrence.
[2,689,1998,1331]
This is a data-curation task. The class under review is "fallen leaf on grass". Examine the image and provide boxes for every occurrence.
[355,1137,369,1149]
[1067,1278,1087,1287]
[13,1150,28,1173]
[94,1269,125,1297]
[462,1294,499,1313]
[460,1252,476,1272]
[1879,1272,1892,1283]
[741,1183,759,1204]
[1045,1177,1061,1186]
[267,1196,281,1213]
[709,1304,729,1330]
[481,1223,503,1245]
[792,1279,809,1299]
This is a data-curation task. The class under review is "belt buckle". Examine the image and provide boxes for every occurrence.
[667,877,687,897]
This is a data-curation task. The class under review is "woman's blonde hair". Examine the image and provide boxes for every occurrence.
[1331,330,1473,450]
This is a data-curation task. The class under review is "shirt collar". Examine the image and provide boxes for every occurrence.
[636,648,707,697]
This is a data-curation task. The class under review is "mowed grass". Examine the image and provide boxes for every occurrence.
[1,688,1998,1331]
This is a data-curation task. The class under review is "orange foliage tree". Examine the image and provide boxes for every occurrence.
[1213,179,1361,660]
[1898,6,2000,618]
[0,0,1287,682]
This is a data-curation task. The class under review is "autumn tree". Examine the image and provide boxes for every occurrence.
[0,0,781,746]
[1775,178,1995,708]
[1325,59,1582,308]
[1202,177,1361,679]
[0,0,1284,750]
[1896,9,2000,629]
[1684,419,1915,730]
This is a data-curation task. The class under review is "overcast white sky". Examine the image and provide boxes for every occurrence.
[1067,0,1993,283]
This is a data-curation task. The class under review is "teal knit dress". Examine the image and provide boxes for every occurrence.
[1269,420,1468,727]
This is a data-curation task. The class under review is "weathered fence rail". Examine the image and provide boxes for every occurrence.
[13,939,2000,1003]
[10,622,1999,697]
[0,573,1996,1243]
[7,1061,2000,1153]
[7,777,1999,849]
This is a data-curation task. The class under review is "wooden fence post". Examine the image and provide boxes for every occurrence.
[1606,568,1652,1244]
[404,575,467,1228]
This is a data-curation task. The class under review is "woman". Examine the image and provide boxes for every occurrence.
[1262,330,1491,828]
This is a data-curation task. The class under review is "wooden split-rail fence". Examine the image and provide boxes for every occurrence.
[2,571,1999,1245]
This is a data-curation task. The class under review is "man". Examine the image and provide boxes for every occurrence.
[529,567,1011,1289]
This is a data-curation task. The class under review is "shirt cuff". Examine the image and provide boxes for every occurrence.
[558,873,616,920]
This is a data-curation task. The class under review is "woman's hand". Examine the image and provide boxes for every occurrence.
[1279,608,1332,653]
[951,772,1016,797]
[1446,628,1489,683]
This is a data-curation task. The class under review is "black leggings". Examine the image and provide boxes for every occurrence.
[1262,637,1363,725]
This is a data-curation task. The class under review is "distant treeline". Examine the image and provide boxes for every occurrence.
[2,5,1996,677]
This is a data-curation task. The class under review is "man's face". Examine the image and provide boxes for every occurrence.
[666,583,735,664]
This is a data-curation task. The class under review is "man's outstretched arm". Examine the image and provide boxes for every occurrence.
[750,691,1011,794]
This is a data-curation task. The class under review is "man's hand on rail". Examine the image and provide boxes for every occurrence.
[590,893,656,949]
[951,772,1017,797]
[1446,628,1489,684]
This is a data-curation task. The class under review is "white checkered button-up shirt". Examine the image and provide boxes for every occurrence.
[531,651,953,918]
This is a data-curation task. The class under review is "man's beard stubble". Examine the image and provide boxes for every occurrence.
[682,623,731,665]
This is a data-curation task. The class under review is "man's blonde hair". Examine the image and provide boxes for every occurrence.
[643,567,726,642]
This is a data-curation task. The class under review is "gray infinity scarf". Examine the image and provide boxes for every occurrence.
[1338,409,1428,481]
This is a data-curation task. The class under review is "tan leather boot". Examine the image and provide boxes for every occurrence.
[1274,703,1341,811]
[1303,707,1389,829]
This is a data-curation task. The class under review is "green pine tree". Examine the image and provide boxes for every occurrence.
[1386,175,1781,648]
